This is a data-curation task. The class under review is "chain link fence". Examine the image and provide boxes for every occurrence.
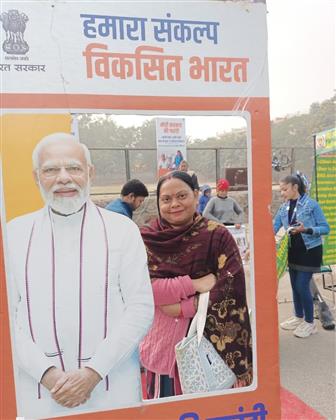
[89,146,313,195]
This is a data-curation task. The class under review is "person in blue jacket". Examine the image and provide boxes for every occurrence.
[273,173,330,338]
[173,150,184,169]
[106,179,149,219]
[197,184,211,214]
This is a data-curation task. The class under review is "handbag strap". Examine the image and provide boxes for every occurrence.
[187,292,209,344]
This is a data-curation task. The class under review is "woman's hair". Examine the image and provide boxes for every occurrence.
[156,171,195,214]
[280,172,307,195]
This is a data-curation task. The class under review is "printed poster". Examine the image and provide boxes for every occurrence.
[156,118,186,177]
[225,225,249,262]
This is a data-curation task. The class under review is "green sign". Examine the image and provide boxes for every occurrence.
[311,128,336,265]
[315,127,336,155]
[276,234,288,279]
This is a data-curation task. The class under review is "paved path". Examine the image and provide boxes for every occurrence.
[277,270,336,419]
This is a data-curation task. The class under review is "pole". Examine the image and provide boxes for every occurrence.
[215,148,220,182]
[313,135,318,201]
[125,148,131,181]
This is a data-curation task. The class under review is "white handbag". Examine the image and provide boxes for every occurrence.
[175,292,236,394]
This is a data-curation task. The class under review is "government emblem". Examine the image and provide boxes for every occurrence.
[0,9,29,55]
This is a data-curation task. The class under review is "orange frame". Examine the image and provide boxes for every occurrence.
[0,93,280,419]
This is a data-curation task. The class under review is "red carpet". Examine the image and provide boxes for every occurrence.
[281,387,325,419]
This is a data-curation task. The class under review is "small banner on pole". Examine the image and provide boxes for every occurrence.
[225,225,249,262]
[155,118,186,178]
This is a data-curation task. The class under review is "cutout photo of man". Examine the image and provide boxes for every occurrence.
[6,133,154,418]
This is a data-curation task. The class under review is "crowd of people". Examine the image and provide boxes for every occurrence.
[5,132,332,418]
[107,164,332,342]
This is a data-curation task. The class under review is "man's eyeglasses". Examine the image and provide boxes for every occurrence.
[40,165,85,178]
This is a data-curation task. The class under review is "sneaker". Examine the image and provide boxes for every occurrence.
[280,316,303,330]
[294,321,318,338]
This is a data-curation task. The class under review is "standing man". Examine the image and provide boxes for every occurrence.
[6,133,154,418]
[105,179,148,219]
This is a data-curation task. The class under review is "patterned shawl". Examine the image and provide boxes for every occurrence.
[141,215,253,386]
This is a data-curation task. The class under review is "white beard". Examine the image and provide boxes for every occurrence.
[39,181,90,215]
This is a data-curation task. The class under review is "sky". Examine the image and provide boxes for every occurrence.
[113,0,335,140]
[267,0,334,119]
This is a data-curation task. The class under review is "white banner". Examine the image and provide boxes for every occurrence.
[156,117,186,177]
[225,225,249,262]
[0,1,269,98]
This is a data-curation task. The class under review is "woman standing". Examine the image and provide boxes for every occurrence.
[203,178,243,228]
[140,171,252,398]
[273,173,330,338]
[173,150,184,169]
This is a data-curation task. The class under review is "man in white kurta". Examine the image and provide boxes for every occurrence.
[6,134,154,419]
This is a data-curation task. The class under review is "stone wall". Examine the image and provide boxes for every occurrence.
[93,188,283,227]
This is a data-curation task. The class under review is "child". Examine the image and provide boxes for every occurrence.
[197,184,211,214]
[203,178,243,228]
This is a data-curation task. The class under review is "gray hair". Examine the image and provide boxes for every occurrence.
[32,132,92,170]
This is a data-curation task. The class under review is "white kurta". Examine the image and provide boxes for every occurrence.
[7,201,154,419]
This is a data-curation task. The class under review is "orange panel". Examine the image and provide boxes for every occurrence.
[0,98,280,420]
[0,219,17,419]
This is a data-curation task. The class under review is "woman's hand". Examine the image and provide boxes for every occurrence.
[192,273,216,293]
[289,222,305,235]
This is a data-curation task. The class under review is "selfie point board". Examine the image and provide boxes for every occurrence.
[0,1,280,419]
